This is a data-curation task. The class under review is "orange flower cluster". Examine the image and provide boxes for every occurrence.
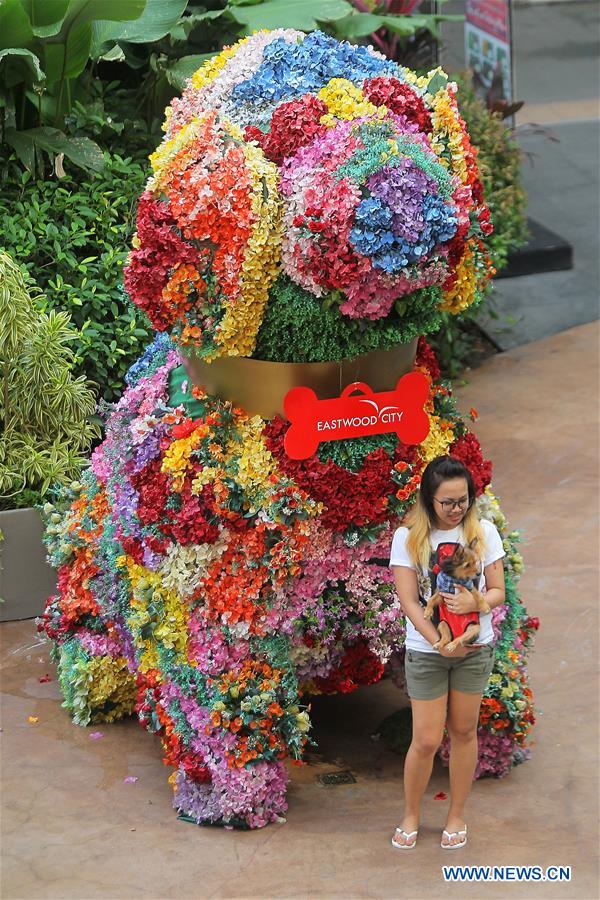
[216,659,281,696]
[56,547,101,629]
[208,660,293,768]
[163,263,206,325]
[392,459,423,503]
[479,697,504,726]
[198,527,271,632]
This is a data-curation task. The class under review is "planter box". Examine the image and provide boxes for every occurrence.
[0,508,57,622]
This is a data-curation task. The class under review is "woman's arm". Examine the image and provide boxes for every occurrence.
[392,565,442,647]
[481,558,506,609]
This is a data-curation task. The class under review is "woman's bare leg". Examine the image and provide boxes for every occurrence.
[443,688,483,846]
[393,693,448,846]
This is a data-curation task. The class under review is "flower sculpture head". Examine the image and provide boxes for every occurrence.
[124,30,493,362]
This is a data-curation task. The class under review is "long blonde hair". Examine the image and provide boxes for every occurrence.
[405,456,485,571]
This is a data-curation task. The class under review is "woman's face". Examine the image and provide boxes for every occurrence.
[432,477,470,529]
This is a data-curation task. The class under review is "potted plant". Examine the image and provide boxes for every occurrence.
[0,251,98,620]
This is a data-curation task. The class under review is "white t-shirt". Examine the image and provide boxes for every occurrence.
[389,518,505,653]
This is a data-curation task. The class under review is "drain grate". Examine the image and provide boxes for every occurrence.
[317,770,356,786]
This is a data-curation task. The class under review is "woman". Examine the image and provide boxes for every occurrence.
[389,455,506,849]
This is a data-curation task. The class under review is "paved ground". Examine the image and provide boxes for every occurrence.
[442,1,600,350]
[2,322,598,900]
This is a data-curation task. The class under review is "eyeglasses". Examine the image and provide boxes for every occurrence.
[433,496,472,512]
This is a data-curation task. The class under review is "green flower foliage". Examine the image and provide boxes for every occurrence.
[317,433,399,471]
[0,153,151,402]
[0,251,100,509]
[253,275,441,362]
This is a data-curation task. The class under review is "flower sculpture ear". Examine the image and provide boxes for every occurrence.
[125,111,282,360]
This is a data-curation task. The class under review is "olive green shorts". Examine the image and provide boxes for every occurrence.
[404,644,495,700]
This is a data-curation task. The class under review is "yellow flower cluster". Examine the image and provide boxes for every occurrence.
[215,134,283,358]
[124,559,189,672]
[161,425,208,491]
[318,79,384,126]
[87,656,137,723]
[440,241,477,313]
[158,539,228,599]
[148,114,208,194]
[191,36,253,92]
[191,466,220,493]
[228,415,279,500]
[402,67,434,91]
[429,88,468,184]
[418,413,455,465]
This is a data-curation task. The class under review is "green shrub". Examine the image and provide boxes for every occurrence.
[0,152,152,401]
[454,74,528,271]
[429,75,528,376]
[0,251,100,510]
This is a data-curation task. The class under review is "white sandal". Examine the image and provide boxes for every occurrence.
[392,826,418,849]
[441,825,467,849]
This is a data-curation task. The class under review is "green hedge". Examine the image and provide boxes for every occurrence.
[0,153,151,402]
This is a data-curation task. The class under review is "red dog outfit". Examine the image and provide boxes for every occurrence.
[433,543,480,640]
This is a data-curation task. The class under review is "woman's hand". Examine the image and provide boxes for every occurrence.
[440,584,477,614]
[437,643,479,658]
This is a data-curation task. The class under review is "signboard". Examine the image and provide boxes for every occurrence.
[465,0,513,104]
[283,373,431,461]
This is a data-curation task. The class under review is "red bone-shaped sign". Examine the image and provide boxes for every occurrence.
[283,372,431,461]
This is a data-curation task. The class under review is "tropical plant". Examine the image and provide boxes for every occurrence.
[0,251,100,509]
[0,0,187,174]
[202,0,455,43]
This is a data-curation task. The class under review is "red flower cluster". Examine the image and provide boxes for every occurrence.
[441,235,467,293]
[131,458,170,527]
[264,417,398,530]
[314,640,384,694]
[136,672,212,784]
[168,478,219,546]
[415,336,441,382]
[124,193,198,330]
[449,431,492,495]
[244,94,328,164]
[363,77,432,132]
[130,457,219,547]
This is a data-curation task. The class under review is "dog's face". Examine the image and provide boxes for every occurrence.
[441,540,480,580]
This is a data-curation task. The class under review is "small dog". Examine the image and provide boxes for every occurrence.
[423,539,490,652]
